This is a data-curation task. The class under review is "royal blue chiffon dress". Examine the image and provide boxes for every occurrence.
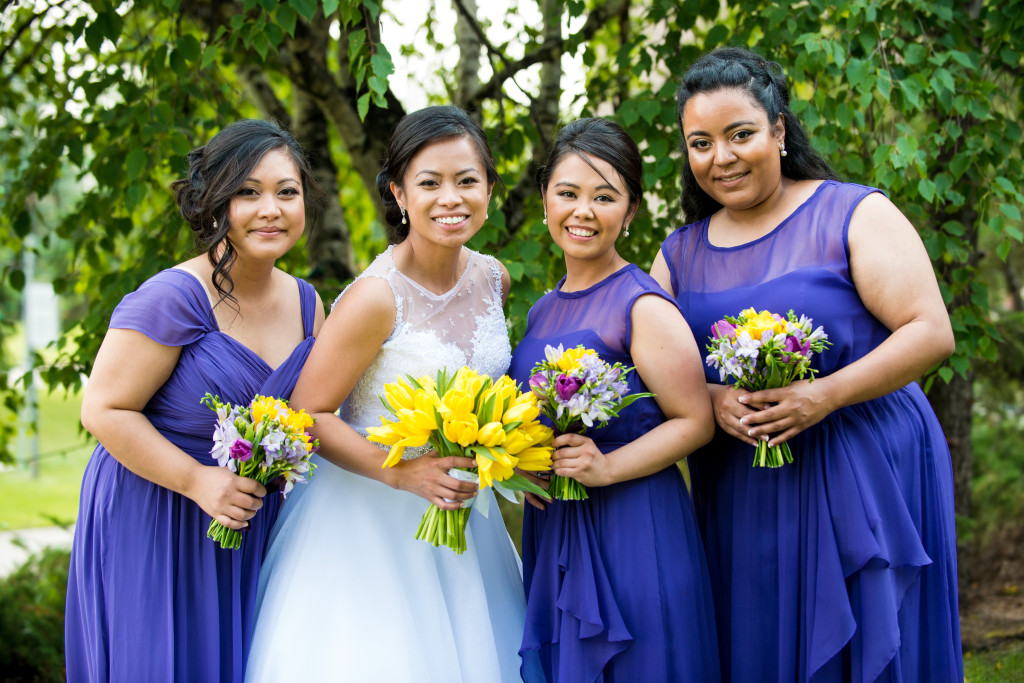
[660,180,962,682]
[65,268,318,683]
[508,264,720,683]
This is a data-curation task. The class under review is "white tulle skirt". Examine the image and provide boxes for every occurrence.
[245,454,527,682]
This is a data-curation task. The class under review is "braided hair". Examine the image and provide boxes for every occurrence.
[676,47,838,223]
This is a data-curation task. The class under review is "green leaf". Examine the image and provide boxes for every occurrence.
[275,3,298,35]
[9,269,25,291]
[1000,204,1022,222]
[918,178,936,203]
[289,0,319,21]
[322,0,340,17]
[201,44,219,69]
[177,34,201,62]
[349,28,366,58]
[357,92,370,120]
[706,24,729,47]
[126,148,146,178]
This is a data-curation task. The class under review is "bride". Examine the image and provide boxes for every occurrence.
[245,106,526,682]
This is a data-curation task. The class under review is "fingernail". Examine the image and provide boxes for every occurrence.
[738,396,747,403]
[740,417,748,425]
[761,435,769,442]
[747,429,755,436]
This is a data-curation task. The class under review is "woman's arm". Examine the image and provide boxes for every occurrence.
[738,192,954,446]
[649,251,675,297]
[81,330,266,530]
[550,294,715,486]
[289,277,478,509]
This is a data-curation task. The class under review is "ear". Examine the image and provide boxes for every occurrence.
[773,113,786,147]
[390,180,405,209]
[625,200,640,226]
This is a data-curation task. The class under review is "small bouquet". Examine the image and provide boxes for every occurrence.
[705,307,830,468]
[366,367,554,554]
[201,393,319,549]
[527,344,652,501]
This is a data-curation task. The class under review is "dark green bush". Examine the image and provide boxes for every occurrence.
[0,546,69,683]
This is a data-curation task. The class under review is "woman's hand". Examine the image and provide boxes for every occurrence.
[518,470,551,511]
[550,433,611,488]
[734,378,835,447]
[185,466,267,530]
[708,383,764,447]
[390,453,480,510]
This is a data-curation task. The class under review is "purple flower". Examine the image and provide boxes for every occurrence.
[555,374,583,402]
[529,373,548,396]
[711,320,736,339]
[229,438,253,462]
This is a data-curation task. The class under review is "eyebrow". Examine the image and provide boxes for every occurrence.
[553,179,623,195]
[415,167,480,178]
[244,177,300,185]
[685,120,759,139]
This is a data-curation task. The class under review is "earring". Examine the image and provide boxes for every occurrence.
[780,145,788,157]
[622,224,630,238]
[212,219,217,229]
[400,207,407,224]
[542,214,547,225]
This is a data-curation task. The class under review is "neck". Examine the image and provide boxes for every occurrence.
[561,250,628,293]
[719,176,794,229]
[392,237,465,295]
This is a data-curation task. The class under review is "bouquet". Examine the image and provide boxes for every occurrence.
[366,367,554,554]
[201,393,319,549]
[527,344,653,501]
[704,307,830,468]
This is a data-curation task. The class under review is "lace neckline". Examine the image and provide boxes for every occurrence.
[384,244,474,299]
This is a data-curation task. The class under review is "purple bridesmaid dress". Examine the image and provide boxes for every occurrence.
[660,180,963,682]
[508,264,721,683]
[64,268,317,683]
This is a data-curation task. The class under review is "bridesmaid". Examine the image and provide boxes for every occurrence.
[65,120,325,682]
[652,47,962,681]
[507,117,720,682]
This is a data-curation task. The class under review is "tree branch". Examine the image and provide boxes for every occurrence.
[463,0,629,111]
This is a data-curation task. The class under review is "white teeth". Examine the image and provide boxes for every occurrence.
[567,226,596,237]
[434,216,467,225]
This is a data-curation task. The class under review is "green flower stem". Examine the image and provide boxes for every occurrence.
[414,505,470,554]
[752,440,794,468]
[549,474,589,501]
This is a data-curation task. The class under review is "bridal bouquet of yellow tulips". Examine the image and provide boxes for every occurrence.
[367,367,554,554]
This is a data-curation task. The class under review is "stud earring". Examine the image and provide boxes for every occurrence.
[212,219,217,229]
[400,207,407,224]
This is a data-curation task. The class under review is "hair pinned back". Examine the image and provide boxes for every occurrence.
[375,105,501,244]
[170,119,324,308]
[675,47,839,222]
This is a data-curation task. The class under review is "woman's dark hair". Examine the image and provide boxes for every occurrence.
[676,47,839,222]
[537,117,643,216]
[375,105,501,244]
[171,119,325,307]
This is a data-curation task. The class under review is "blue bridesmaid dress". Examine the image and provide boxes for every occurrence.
[65,269,318,683]
[660,180,963,681]
[508,264,721,683]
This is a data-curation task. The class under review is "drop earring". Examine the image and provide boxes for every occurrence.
[400,207,407,224]
[780,145,788,157]
[212,219,218,229]
[622,223,630,238]
[542,213,547,225]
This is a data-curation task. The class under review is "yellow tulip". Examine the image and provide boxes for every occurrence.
[555,347,595,374]
[383,377,419,412]
[502,392,540,425]
[443,414,479,447]
[477,422,506,448]
[521,422,555,447]
[501,428,533,455]
[515,445,554,471]
[477,448,516,488]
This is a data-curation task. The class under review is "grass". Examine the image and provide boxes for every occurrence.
[965,643,1024,681]
[0,387,91,530]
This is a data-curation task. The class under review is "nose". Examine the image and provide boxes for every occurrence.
[437,181,461,207]
[713,142,736,166]
[572,200,595,219]
[257,192,282,217]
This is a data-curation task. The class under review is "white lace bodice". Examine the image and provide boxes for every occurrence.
[337,246,511,457]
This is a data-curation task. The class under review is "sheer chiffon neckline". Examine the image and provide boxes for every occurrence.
[702,180,828,251]
[554,264,637,299]
[384,244,474,300]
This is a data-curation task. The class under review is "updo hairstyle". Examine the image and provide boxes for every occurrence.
[536,117,643,215]
[676,47,838,222]
[375,105,501,244]
[171,119,324,306]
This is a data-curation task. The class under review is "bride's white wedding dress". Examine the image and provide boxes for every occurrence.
[245,247,526,682]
